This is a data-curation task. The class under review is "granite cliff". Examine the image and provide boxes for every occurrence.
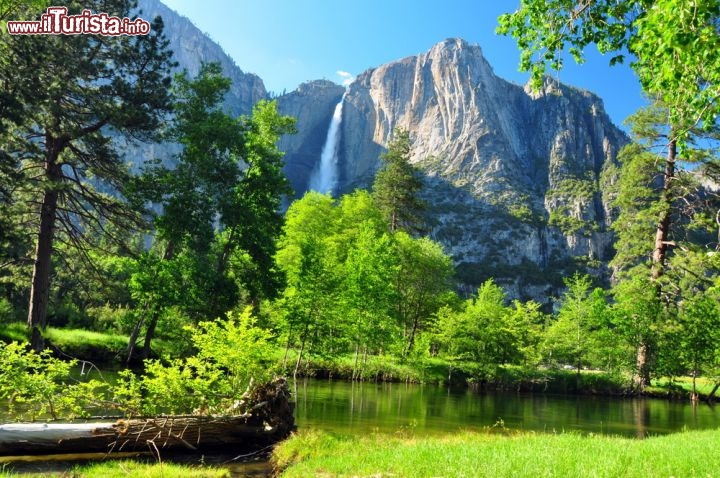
[278,39,628,299]
[130,2,629,301]
[138,0,266,116]
[124,0,267,171]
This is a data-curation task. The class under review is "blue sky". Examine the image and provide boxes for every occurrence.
[160,0,647,129]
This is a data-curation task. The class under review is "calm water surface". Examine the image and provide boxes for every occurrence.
[292,379,720,438]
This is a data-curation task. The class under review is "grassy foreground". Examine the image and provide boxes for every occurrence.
[0,461,230,478]
[273,428,720,477]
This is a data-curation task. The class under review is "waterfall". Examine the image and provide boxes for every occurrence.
[309,94,345,195]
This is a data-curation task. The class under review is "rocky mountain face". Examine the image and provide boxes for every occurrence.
[276,80,345,197]
[122,0,267,172]
[278,39,628,300]
[131,1,629,302]
[137,0,266,116]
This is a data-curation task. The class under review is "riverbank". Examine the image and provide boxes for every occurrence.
[272,428,720,477]
[288,353,718,401]
[2,324,715,402]
[0,459,232,478]
[5,427,719,477]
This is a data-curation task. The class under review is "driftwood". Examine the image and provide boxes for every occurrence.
[0,377,294,457]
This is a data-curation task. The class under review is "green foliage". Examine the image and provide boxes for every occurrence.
[610,273,667,381]
[0,298,13,324]
[372,129,425,233]
[436,280,543,376]
[190,308,275,395]
[0,0,49,22]
[507,201,536,223]
[113,308,274,416]
[228,99,297,301]
[124,65,295,359]
[274,189,455,375]
[341,224,400,356]
[610,142,664,275]
[87,304,138,335]
[0,0,176,350]
[608,102,720,385]
[0,342,106,420]
[547,178,597,200]
[543,274,620,371]
[548,208,591,236]
[497,0,720,143]
[660,284,720,381]
[630,0,720,135]
[394,231,455,355]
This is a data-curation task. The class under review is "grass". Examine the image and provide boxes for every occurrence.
[273,428,720,477]
[290,352,457,384]
[648,376,719,398]
[45,327,128,350]
[0,323,29,342]
[71,461,230,478]
[1,460,230,477]
[0,323,180,365]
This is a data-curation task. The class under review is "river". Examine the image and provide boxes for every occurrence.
[3,377,719,477]
[293,378,720,438]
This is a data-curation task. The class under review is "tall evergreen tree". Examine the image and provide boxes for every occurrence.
[498,0,720,390]
[611,102,720,387]
[372,129,425,234]
[0,0,175,351]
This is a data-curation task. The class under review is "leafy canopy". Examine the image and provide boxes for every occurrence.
[497,0,720,142]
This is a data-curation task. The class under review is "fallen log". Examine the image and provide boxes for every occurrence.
[0,377,294,456]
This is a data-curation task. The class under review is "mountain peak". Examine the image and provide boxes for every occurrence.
[277,38,628,300]
[429,37,481,55]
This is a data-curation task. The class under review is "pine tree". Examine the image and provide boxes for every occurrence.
[611,102,720,388]
[372,129,425,234]
[498,0,720,391]
[0,0,175,351]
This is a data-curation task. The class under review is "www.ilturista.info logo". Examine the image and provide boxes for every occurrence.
[6,6,151,36]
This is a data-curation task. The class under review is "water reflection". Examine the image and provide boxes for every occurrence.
[293,379,720,438]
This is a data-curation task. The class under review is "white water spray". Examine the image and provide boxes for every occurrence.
[309,94,345,195]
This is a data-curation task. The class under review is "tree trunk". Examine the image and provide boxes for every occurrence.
[293,323,309,380]
[633,341,651,391]
[0,378,295,456]
[27,143,64,353]
[651,137,677,280]
[141,310,159,360]
[405,318,419,357]
[633,137,676,389]
[125,315,145,366]
[134,242,175,363]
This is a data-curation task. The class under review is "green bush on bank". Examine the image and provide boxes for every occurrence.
[0,322,709,401]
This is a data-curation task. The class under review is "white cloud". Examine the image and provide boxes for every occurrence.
[336,70,354,87]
